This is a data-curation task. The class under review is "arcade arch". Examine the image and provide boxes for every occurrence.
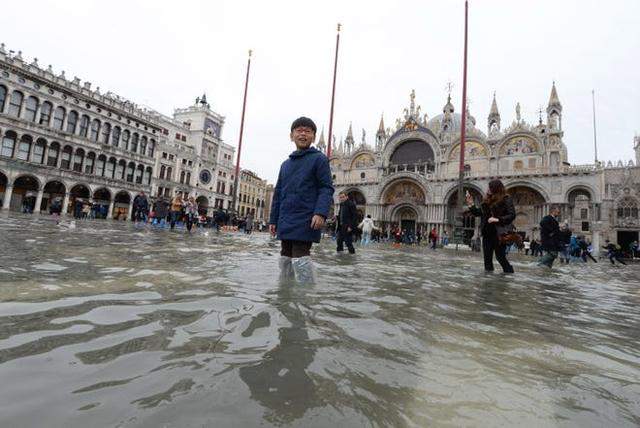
[11,175,40,212]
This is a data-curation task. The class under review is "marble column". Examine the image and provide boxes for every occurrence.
[61,192,70,216]
[107,199,115,220]
[592,228,601,257]
[2,185,13,210]
[127,200,134,221]
[33,188,44,214]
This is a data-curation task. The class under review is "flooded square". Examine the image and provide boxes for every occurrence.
[0,214,639,427]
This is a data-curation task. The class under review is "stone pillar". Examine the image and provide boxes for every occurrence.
[2,185,13,210]
[127,200,134,221]
[33,188,44,214]
[107,199,115,219]
[42,144,48,165]
[591,228,600,257]
[61,192,70,216]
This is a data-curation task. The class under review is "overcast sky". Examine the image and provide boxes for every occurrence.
[3,0,639,183]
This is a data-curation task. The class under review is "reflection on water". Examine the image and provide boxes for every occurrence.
[0,214,639,427]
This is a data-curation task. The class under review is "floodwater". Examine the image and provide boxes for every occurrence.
[0,214,639,428]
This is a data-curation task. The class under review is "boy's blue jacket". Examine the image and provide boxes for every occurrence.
[269,147,334,243]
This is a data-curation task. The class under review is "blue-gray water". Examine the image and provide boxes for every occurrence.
[0,214,639,427]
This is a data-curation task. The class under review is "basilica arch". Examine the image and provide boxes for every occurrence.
[444,184,485,244]
[383,130,439,171]
[390,204,420,235]
[505,184,547,238]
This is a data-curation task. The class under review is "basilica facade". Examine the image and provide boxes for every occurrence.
[324,86,640,252]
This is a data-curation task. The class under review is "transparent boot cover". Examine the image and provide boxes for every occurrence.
[278,256,294,281]
[292,256,316,285]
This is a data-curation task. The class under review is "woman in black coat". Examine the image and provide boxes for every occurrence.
[466,179,516,273]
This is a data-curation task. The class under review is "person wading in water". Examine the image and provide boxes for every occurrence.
[466,179,516,273]
[336,191,358,254]
[269,117,334,284]
[538,205,563,268]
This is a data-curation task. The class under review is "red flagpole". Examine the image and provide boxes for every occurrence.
[456,1,469,210]
[327,23,341,158]
[232,49,252,213]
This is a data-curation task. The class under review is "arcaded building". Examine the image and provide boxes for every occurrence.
[0,45,236,218]
[327,87,640,250]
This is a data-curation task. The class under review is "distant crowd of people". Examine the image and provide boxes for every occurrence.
[128,191,266,234]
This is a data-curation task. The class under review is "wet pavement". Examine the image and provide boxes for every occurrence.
[0,214,639,427]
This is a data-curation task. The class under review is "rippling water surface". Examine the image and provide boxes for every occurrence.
[0,214,639,428]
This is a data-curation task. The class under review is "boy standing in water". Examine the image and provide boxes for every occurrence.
[269,117,334,283]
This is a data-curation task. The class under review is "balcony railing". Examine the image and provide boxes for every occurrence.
[382,162,435,177]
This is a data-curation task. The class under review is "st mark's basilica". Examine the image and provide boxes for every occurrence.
[322,86,640,251]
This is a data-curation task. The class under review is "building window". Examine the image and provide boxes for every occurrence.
[0,85,6,112]
[162,152,167,159]
[96,155,106,176]
[105,159,116,178]
[79,115,90,137]
[66,110,78,133]
[101,123,111,144]
[39,101,52,126]
[111,126,121,147]
[180,170,185,184]
[580,208,588,220]
[140,136,147,156]
[47,142,60,166]
[72,149,84,172]
[131,133,139,153]
[148,139,155,157]
[24,96,38,122]
[166,167,173,181]
[8,90,23,117]
[160,165,166,180]
[186,172,191,185]
[125,163,134,182]
[17,137,32,160]
[90,119,101,142]
[617,197,639,219]
[115,161,125,179]
[85,153,95,174]
[122,130,130,150]
[135,165,144,184]
[33,139,45,164]
[144,167,152,185]
[53,106,66,130]
[60,146,73,169]
[1,133,16,157]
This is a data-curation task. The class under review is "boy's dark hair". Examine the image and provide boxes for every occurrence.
[291,116,317,133]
